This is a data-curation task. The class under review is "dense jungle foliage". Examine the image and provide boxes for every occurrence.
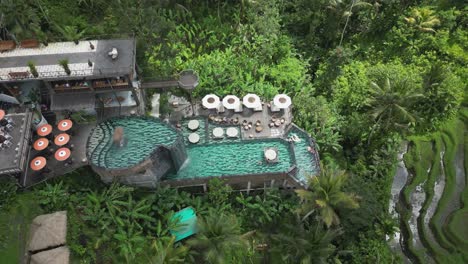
[0,0,467,263]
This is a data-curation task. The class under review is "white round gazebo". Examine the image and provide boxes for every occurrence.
[202,94,221,109]
[242,94,262,111]
[222,95,242,112]
[273,94,292,109]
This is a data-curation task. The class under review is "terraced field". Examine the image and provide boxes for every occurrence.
[391,109,468,263]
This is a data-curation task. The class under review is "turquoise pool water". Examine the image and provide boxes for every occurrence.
[87,117,179,169]
[287,127,320,184]
[87,117,318,184]
[166,139,294,180]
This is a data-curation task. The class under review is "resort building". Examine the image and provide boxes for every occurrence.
[0,38,319,191]
[0,110,34,181]
[0,38,141,125]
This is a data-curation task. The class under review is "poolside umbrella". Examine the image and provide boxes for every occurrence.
[202,94,220,109]
[54,133,70,147]
[273,94,292,109]
[0,109,5,120]
[54,147,71,161]
[242,94,262,109]
[33,138,49,151]
[57,119,73,132]
[187,120,200,131]
[222,95,241,110]
[30,156,46,171]
[37,124,52,137]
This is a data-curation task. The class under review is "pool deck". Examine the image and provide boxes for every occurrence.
[168,98,293,139]
[21,124,93,187]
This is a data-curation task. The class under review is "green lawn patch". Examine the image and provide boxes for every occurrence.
[0,192,43,263]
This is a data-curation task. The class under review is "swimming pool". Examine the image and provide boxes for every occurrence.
[87,117,180,169]
[87,117,319,185]
[166,139,294,180]
[287,127,320,184]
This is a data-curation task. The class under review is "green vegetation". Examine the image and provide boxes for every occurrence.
[400,109,468,263]
[1,0,467,263]
[58,59,71,75]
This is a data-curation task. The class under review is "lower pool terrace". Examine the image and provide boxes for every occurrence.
[167,117,320,184]
[165,138,294,180]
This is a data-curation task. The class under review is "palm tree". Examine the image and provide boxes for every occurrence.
[147,236,189,264]
[368,77,423,132]
[404,7,440,33]
[326,0,372,46]
[295,167,359,228]
[269,220,341,264]
[0,0,40,41]
[59,59,71,75]
[56,25,86,44]
[187,209,249,263]
[113,224,146,263]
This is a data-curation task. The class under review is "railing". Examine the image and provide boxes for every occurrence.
[0,66,134,82]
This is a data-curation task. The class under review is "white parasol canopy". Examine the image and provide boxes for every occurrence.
[202,94,221,109]
[273,94,292,109]
[265,149,278,161]
[222,95,241,110]
[242,94,262,110]
[226,127,239,138]
[212,127,224,138]
[188,133,200,144]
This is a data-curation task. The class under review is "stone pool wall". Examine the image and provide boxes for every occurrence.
[160,167,303,191]
[94,146,177,187]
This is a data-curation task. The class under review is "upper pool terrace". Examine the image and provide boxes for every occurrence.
[86,93,320,188]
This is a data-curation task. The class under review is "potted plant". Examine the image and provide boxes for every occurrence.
[28,61,39,77]
[35,30,48,46]
[59,59,71,75]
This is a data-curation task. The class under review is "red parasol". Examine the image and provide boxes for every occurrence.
[54,147,71,161]
[30,156,47,171]
[37,124,52,137]
[33,138,49,151]
[54,133,70,146]
[57,119,73,132]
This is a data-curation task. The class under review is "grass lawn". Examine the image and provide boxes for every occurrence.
[0,192,43,263]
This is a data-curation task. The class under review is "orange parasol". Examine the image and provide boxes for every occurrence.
[37,124,52,137]
[33,138,49,151]
[57,119,73,132]
[0,109,5,120]
[30,156,46,171]
[54,133,70,146]
[55,147,71,161]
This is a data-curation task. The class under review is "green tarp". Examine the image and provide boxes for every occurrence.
[170,207,197,242]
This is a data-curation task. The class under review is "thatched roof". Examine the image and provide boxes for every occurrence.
[28,211,67,252]
[30,246,69,264]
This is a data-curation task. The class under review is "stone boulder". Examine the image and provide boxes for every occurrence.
[30,246,69,264]
[28,211,67,252]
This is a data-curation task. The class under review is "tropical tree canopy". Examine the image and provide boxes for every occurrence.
[296,167,359,228]
[270,221,341,264]
[368,77,424,130]
[187,209,249,263]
